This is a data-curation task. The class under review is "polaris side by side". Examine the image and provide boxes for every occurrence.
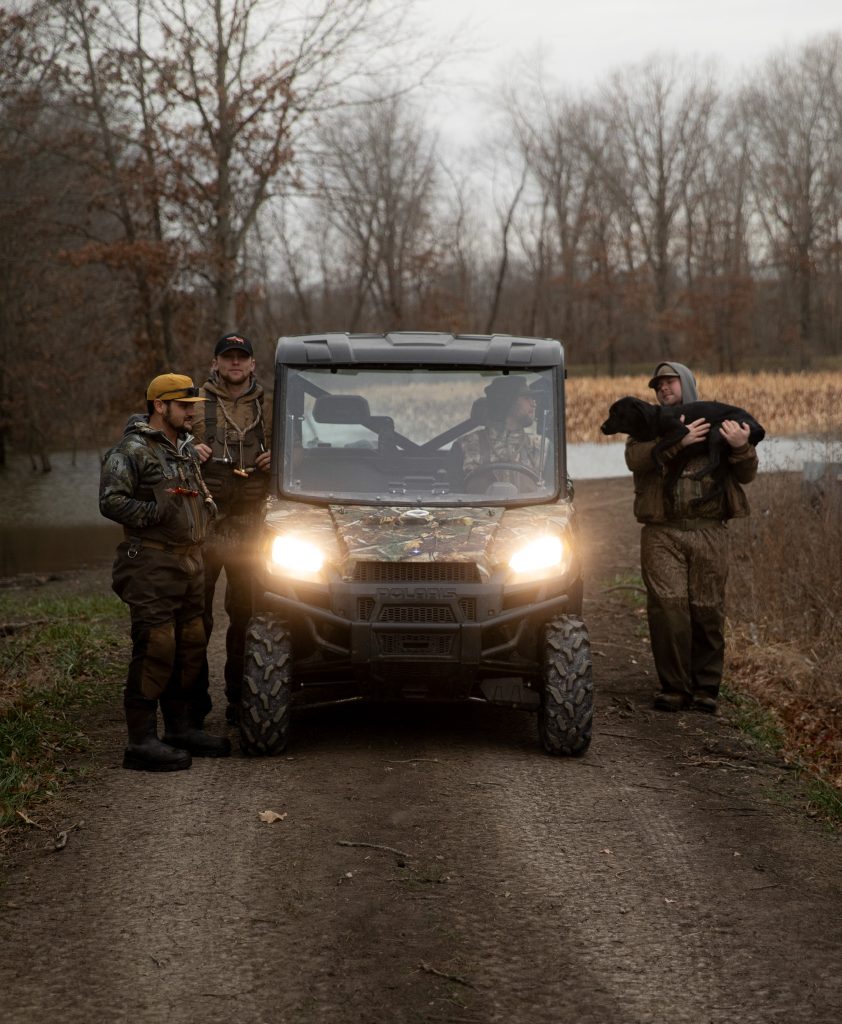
[240,332,593,757]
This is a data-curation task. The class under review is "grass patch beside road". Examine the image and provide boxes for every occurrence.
[726,468,842,823]
[0,592,126,830]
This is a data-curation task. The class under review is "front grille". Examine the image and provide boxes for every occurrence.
[458,598,477,621]
[352,561,481,583]
[357,597,375,621]
[378,605,456,624]
[376,633,454,656]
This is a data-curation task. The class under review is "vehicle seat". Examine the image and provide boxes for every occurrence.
[312,394,371,424]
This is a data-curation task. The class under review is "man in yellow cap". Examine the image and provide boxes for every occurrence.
[99,373,231,771]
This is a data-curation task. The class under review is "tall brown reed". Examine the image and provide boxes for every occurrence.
[726,462,842,788]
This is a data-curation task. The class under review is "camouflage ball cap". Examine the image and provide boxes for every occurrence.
[146,373,206,402]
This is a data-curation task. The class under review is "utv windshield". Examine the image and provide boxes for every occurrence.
[280,368,560,505]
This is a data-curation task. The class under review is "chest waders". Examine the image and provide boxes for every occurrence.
[201,394,268,515]
[195,392,268,728]
[116,437,229,771]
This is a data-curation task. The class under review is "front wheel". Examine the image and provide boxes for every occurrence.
[240,614,293,756]
[538,616,593,756]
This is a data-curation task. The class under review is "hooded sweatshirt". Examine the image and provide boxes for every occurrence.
[624,362,757,523]
[650,361,699,403]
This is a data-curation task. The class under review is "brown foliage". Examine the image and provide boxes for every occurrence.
[727,472,842,790]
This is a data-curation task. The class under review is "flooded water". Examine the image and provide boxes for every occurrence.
[0,438,837,575]
[0,451,121,576]
[566,436,842,479]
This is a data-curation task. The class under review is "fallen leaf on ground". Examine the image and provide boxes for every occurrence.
[258,810,287,824]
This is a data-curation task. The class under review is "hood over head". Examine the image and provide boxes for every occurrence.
[648,361,698,403]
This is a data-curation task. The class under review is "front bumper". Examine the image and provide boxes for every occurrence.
[254,569,582,703]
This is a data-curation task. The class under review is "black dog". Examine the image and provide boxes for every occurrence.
[601,395,765,481]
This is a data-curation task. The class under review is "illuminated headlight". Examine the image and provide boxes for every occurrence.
[508,534,569,579]
[269,535,325,580]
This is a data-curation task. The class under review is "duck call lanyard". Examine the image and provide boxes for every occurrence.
[209,395,264,476]
[149,438,215,507]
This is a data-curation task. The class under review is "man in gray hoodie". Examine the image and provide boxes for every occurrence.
[624,362,758,713]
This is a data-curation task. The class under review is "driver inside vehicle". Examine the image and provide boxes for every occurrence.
[459,375,547,493]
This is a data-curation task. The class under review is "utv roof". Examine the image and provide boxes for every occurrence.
[275,332,563,368]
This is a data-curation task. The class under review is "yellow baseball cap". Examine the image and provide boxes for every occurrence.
[146,373,206,402]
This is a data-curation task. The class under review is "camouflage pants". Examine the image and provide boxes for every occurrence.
[111,542,206,709]
[194,516,260,720]
[640,522,729,700]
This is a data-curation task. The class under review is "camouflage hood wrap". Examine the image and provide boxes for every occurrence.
[265,499,576,581]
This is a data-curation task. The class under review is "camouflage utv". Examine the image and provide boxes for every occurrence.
[240,332,593,757]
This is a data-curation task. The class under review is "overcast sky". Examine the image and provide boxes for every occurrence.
[423,0,842,138]
[426,0,842,84]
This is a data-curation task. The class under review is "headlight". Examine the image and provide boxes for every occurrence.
[269,535,325,580]
[508,534,569,579]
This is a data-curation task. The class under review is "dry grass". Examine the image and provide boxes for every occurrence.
[566,370,842,443]
[726,472,842,793]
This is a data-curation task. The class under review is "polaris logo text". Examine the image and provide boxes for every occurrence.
[376,588,458,601]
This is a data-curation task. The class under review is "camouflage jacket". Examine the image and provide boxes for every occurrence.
[460,426,546,488]
[625,438,758,523]
[100,415,211,546]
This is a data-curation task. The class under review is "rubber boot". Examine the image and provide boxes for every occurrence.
[162,701,232,758]
[123,704,192,772]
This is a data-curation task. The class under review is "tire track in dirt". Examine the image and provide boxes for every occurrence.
[391,737,726,1024]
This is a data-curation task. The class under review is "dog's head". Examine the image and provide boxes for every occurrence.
[601,396,657,440]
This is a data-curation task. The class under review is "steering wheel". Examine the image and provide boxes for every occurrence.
[463,461,541,490]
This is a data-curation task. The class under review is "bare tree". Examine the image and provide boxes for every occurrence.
[49,0,180,371]
[506,82,600,343]
[596,56,718,356]
[744,36,842,367]
[679,100,754,371]
[313,94,440,329]
[139,0,430,331]
[485,164,527,334]
[0,3,100,466]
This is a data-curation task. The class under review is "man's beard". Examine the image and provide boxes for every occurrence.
[163,410,192,434]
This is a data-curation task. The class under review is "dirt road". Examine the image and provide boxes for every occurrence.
[1,477,840,1024]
